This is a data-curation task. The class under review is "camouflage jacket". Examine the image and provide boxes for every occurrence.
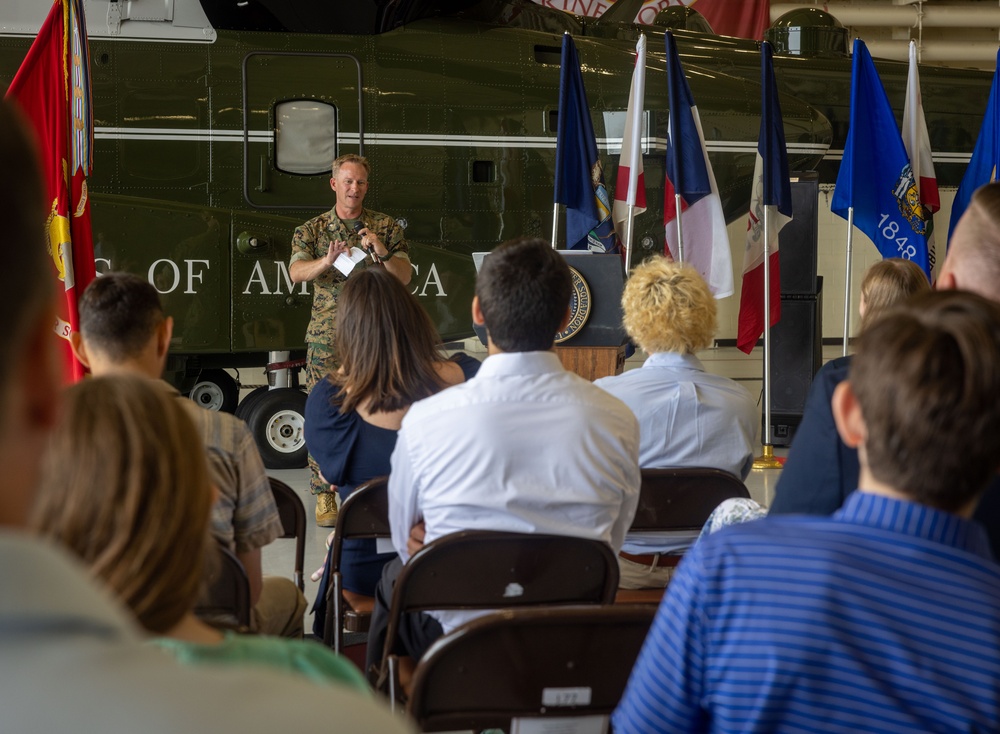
[290,207,407,346]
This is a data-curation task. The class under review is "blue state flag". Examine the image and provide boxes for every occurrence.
[831,40,930,277]
[554,34,616,252]
[948,49,1000,240]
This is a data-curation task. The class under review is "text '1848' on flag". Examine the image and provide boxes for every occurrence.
[831,39,930,278]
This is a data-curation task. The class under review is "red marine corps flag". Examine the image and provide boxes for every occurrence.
[6,0,96,382]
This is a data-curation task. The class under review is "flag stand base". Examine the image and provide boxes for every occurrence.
[752,444,782,470]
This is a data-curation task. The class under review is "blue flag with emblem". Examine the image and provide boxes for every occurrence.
[948,49,1000,240]
[554,34,617,252]
[831,40,930,277]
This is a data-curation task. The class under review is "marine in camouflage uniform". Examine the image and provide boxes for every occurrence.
[290,206,409,519]
[291,207,408,392]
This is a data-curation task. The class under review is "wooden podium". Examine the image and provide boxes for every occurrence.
[555,344,626,381]
[555,251,628,381]
[471,251,629,381]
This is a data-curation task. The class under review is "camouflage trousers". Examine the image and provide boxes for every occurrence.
[306,342,340,496]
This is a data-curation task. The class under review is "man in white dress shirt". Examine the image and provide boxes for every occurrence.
[0,99,411,734]
[595,259,758,589]
[366,237,641,673]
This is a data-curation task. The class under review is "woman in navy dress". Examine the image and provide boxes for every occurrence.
[305,267,478,628]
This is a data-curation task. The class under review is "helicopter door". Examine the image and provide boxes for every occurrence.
[242,52,364,209]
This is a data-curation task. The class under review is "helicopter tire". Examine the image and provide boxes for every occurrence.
[244,387,308,470]
[234,386,269,421]
[188,369,239,413]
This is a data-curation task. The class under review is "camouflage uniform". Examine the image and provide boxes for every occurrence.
[290,207,408,495]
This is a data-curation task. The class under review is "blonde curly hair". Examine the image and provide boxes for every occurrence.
[622,257,716,354]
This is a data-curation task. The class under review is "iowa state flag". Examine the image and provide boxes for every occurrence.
[6,0,96,381]
[948,49,1000,240]
[831,40,930,278]
[737,42,792,355]
[902,40,940,282]
[612,33,647,252]
[664,31,733,298]
[554,34,617,252]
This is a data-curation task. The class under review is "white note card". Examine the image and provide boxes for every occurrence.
[511,715,608,734]
[333,247,368,276]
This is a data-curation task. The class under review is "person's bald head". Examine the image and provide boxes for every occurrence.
[941,183,1000,300]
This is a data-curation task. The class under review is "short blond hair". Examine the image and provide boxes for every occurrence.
[859,258,930,332]
[30,376,214,634]
[331,154,370,178]
[622,258,716,354]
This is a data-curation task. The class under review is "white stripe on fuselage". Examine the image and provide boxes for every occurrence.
[93,127,971,164]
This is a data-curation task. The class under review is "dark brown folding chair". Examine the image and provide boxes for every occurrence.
[616,467,750,604]
[407,605,656,732]
[377,530,620,706]
[322,476,392,653]
[268,477,307,591]
[630,467,751,532]
[195,542,252,630]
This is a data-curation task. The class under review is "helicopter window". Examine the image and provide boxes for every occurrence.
[275,100,338,175]
[198,0,378,33]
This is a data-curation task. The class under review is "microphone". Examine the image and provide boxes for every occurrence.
[353,221,381,263]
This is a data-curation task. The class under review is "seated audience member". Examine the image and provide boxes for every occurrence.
[365,237,641,672]
[0,97,407,733]
[594,258,758,589]
[614,290,1000,732]
[71,273,306,638]
[304,267,479,633]
[937,181,1000,558]
[31,376,368,690]
[771,257,929,516]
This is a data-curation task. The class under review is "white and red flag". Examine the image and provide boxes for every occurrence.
[613,33,647,255]
[737,42,792,354]
[902,40,940,283]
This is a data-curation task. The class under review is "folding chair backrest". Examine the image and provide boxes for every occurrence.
[195,543,252,630]
[323,476,392,649]
[407,605,656,732]
[630,467,750,532]
[268,477,307,591]
[378,531,619,699]
[394,531,618,613]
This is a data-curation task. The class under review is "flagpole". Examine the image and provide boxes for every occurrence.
[753,206,781,470]
[675,195,684,262]
[842,208,854,356]
[551,204,559,249]
[625,203,635,269]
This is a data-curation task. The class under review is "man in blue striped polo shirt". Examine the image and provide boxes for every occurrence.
[613,290,1000,733]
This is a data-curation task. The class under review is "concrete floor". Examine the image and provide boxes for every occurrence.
[260,342,847,618]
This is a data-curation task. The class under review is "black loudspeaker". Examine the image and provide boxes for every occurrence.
[778,172,819,295]
[768,284,823,447]
[471,252,628,347]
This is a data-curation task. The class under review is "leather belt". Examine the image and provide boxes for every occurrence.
[618,551,682,568]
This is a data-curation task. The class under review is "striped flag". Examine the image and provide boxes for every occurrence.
[613,33,647,251]
[948,49,1000,241]
[902,41,940,282]
[6,0,96,382]
[663,31,734,298]
[831,40,930,278]
[737,42,792,355]
[554,34,617,252]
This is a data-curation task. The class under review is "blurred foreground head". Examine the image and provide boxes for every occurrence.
[31,375,214,633]
[0,98,59,526]
[842,290,1000,513]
